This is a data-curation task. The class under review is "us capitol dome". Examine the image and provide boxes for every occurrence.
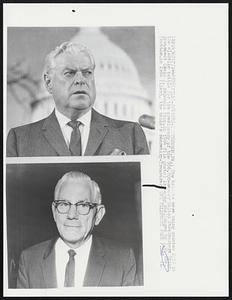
[32,27,154,151]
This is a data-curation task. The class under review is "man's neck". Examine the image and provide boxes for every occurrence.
[62,234,92,249]
[56,107,91,120]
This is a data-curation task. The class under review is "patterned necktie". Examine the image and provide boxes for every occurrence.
[64,249,76,287]
[67,120,82,156]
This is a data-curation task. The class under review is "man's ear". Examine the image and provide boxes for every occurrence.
[51,203,56,222]
[44,73,53,94]
[94,205,105,226]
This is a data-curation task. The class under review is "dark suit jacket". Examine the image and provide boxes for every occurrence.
[17,236,138,288]
[7,109,149,156]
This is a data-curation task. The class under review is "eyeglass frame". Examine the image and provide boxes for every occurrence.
[52,200,99,215]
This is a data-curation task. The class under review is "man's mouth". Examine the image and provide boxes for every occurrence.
[73,91,88,95]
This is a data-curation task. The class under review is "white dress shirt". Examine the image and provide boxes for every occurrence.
[55,236,93,288]
[55,108,92,155]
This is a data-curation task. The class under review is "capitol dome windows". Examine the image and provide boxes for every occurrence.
[114,103,118,116]
[131,106,134,119]
[123,104,127,117]
[104,102,108,115]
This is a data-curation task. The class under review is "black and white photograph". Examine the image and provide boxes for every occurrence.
[6,161,143,288]
[4,3,228,298]
[6,26,156,157]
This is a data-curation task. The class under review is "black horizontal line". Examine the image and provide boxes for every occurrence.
[142,184,166,189]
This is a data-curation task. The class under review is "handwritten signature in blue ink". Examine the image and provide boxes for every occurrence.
[160,244,170,272]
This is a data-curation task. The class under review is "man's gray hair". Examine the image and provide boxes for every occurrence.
[54,171,102,204]
[44,41,95,75]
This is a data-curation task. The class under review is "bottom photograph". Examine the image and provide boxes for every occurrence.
[6,161,143,288]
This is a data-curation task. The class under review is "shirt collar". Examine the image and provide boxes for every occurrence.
[55,235,93,255]
[78,108,92,127]
[55,108,92,128]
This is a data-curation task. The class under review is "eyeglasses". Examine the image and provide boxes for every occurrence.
[53,200,98,215]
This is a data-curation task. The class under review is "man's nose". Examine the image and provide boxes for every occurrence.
[73,71,85,85]
[67,204,78,219]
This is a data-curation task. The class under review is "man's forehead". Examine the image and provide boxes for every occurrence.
[54,50,93,69]
[58,179,92,197]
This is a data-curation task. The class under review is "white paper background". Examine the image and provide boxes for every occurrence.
[3,3,228,297]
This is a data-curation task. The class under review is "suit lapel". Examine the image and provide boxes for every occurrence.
[84,109,109,156]
[84,236,106,286]
[42,111,71,156]
[41,238,58,288]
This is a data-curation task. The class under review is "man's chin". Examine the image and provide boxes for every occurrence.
[62,235,83,245]
[69,102,92,112]
[70,94,91,106]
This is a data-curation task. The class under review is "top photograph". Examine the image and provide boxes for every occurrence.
[6,26,156,157]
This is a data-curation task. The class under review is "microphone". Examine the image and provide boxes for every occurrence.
[138,114,155,130]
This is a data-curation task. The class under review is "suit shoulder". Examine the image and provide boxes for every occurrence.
[10,117,47,134]
[22,239,52,257]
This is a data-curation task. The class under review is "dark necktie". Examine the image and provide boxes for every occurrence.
[67,120,82,156]
[64,249,76,287]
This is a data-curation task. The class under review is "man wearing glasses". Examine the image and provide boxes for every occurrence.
[17,171,138,288]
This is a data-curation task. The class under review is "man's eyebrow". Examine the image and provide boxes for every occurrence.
[55,198,90,203]
[62,199,90,203]
[78,65,94,71]
[61,66,93,72]
[55,199,68,202]
[62,67,76,71]
[76,199,90,203]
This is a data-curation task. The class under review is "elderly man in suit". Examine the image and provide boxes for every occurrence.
[17,171,138,288]
[7,42,149,157]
